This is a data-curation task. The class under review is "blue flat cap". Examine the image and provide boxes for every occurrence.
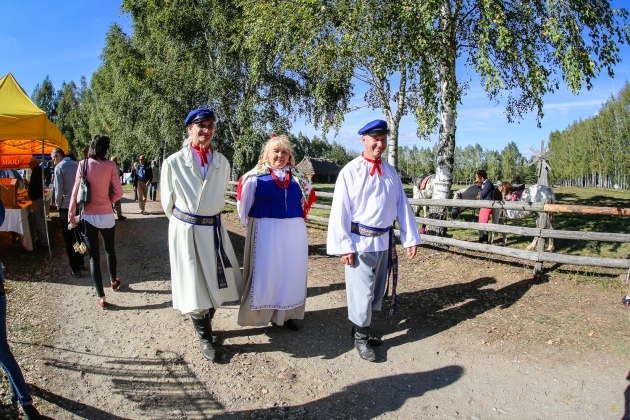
[185,107,217,126]
[358,119,389,135]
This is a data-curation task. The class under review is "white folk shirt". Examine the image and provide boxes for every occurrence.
[326,155,421,255]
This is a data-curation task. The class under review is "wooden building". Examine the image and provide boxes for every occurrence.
[296,157,342,183]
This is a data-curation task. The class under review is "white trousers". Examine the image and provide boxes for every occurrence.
[345,250,389,327]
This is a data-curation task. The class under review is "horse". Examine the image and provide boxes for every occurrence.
[451,183,556,251]
[411,173,436,217]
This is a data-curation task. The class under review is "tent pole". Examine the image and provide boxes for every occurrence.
[42,140,51,258]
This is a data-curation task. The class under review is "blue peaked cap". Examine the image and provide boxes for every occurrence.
[358,119,389,135]
[185,107,217,126]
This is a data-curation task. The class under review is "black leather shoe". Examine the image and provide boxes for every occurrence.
[71,270,82,278]
[284,319,299,331]
[21,404,42,420]
[354,331,376,362]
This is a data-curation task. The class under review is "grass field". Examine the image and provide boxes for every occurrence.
[308,183,630,260]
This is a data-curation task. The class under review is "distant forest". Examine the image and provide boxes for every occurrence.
[548,81,630,189]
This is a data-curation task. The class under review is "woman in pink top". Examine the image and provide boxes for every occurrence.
[69,135,124,309]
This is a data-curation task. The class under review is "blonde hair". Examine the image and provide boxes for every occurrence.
[258,135,295,166]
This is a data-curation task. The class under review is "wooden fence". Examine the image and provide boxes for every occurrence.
[226,182,630,275]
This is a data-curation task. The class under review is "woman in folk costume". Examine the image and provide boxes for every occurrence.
[161,107,245,362]
[236,135,316,331]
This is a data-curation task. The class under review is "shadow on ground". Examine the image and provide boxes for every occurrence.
[40,347,463,419]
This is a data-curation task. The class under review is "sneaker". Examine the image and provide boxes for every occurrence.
[623,295,630,307]
[118,215,127,220]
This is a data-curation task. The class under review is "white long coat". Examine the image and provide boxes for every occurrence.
[161,146,244,314]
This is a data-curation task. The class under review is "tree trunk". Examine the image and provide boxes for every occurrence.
[383,63,407,169]
[425,2,456,238]
[387,121,399,169]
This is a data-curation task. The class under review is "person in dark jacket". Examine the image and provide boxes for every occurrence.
[475,169,494,244]
[27,157,47,247]
[52,148,85,277]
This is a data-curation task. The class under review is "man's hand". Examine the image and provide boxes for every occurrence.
[340,253,354,266]
[406,245,418,259]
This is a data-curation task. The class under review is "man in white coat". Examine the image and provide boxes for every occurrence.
[327,119,421,362]
[161,107,245,362]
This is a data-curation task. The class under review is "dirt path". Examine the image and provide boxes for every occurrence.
[2,192,629,419]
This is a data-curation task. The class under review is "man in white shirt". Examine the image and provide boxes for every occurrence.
[327,119,421,362]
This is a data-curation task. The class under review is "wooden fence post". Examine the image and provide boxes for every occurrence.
[534,212,548,276]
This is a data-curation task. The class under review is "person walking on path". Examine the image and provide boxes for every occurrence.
[131,162,139,202]
[327,119,420,362]
[149,160,160,201]
[136,155,152,214]
[27,157,48,248]
[52,148,85,277]
[69,135,124,309]
[236,135,316,331]
[0,199,43,420]
[160,107,244,362]
[110,156,127,220]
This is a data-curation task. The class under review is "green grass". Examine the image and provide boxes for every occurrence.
[307,183,630,259]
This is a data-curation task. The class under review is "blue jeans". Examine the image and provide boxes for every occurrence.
[149,182,159,201]
[0,265,33,406]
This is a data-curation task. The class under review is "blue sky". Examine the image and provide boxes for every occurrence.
[2,0,629,158]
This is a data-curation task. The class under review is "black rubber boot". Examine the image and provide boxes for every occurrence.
[350,325,382,346]
[353,325,376,362]
[190,309,216,362]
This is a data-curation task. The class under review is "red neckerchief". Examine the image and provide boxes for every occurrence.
[362,152,383,176]
[191,143,209,166]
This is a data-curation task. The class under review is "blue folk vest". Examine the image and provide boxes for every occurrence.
[248,174,303,219]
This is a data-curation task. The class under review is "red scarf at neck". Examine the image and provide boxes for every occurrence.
[191,143,210,166]
[362,153,383,176]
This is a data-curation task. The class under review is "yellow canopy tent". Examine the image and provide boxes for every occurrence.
[0,73,69,256]
[0,72,68,169]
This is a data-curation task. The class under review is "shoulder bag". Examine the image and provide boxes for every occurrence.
[77,159,91,209]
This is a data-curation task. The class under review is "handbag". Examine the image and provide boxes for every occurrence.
[77,159,91,209]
